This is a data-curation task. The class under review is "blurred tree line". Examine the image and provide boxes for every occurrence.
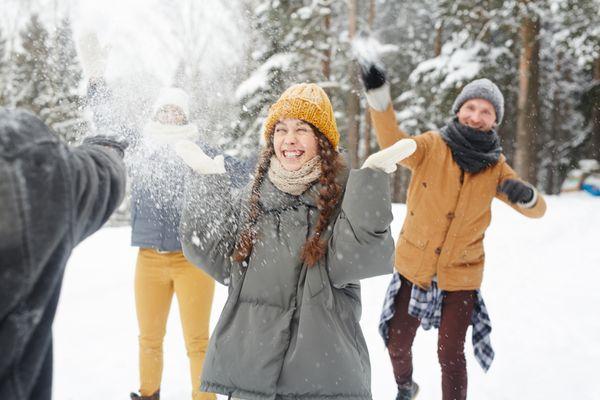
[1,0,598,200]
[0,15,86,143]
[232,0,599,198]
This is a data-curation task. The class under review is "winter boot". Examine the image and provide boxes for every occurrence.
[396,381,419,400]
[130,390,159,400]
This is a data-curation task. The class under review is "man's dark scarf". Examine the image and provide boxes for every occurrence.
[440,118,502,173]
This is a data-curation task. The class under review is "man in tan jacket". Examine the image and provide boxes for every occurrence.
[360,64,546,400]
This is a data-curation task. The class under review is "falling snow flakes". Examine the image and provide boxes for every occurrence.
[191,232,200,247]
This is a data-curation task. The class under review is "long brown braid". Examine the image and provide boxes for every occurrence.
[233,138,275,263]
[301,131,343,267]
[233,125,344,267]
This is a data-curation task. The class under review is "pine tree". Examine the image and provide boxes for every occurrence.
[11,14,54,120]
[555,0,600,161]
[231,0,333,156]
[534,0,600,192]
[47,17,87,143]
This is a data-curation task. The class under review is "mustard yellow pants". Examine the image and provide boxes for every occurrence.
[135,248,216,400]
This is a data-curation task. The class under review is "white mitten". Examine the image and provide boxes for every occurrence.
[76,31,109,78]
[365,82,392,112]
[174,140,226,175]
[361,139,417,173]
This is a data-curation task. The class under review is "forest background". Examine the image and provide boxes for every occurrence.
[0,0,598,203]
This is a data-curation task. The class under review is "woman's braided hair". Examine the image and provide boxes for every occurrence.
[233,124,343,267]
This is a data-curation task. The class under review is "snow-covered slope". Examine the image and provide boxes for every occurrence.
[54,193,600,399]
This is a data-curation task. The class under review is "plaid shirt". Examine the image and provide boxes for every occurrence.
[379,272,495,371]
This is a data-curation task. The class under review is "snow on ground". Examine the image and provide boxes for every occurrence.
[54,193,600,399]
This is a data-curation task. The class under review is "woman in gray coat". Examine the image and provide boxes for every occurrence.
[176,83,417,400]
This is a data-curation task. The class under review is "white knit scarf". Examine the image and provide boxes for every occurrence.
[268,156,322,196]
[142,120,199,146]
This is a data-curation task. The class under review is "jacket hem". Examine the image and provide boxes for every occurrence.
[200,382,371,400]
[395,265,482,291]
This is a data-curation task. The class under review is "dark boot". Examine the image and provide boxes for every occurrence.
[130,390,159,400]
[396,381,419,400]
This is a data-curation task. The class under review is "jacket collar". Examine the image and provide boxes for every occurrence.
[258,161,349,212]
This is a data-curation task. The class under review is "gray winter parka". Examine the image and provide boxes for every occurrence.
[181,166,394,400]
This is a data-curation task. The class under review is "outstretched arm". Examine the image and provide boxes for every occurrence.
[327,168,395,287]
[496,162,546,218]
[325,143,417,287]
[68,137,127,243]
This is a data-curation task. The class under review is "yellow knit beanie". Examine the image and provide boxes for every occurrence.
[262,83,340,149]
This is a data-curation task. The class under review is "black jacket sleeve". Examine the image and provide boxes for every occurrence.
[66,140,127,244]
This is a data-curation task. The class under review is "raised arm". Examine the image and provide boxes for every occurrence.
[360,62,429,170]
[360,63,410,148]
[176,140,246,284]
[179,173,243,285]
[78,31,139,146]
[326,140,416,287]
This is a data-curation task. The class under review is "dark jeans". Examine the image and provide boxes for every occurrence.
[387,275,475,400]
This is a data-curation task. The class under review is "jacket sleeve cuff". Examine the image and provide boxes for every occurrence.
[365,82,392,112]
[82,135,127,158]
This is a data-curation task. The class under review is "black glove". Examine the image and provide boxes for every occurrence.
[498,179,534,204]
[82,135,128,158]
[359,62,387,91]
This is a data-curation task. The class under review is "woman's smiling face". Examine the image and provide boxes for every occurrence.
[273,119,318,171]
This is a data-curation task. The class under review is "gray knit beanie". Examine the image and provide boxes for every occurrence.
[451,78,504,124]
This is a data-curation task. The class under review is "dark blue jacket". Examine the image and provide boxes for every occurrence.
[130,141,249,251]
[0,108,126,399]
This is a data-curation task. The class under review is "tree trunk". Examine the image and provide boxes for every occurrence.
[434,20,443,57]
[592,56,600,161]
[392,169,410,203]
[549,54,562,194]
[515,2,540,184]
[361,0,376,163]
[322,13,331,80]
[346,0,360,168]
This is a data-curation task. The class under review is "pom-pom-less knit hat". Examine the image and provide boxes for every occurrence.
[263,83,340,149]
[153,87,190,119]
[452,78,505,124]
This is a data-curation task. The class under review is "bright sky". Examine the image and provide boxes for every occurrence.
[1,0,246,86]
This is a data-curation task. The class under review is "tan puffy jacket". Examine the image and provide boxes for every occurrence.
[371,105,546,290]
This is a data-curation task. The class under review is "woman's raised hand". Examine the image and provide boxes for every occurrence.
[361,139,417,173]
[76,31,109,79]
[174,140,226,175]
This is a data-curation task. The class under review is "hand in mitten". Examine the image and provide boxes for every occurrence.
[358,62,391,112]
[360,62,387,91]
[76,31,109,79]
[174,140,226,175]
[498,179,535,204]
[361,139,417,173]
[82,135,128,158]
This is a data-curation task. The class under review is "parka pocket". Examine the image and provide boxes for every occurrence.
[447,233,485,268]
[396,231,428,273]
[452,241,484,266]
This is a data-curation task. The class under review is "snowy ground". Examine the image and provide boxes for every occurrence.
[54,193,600,400]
